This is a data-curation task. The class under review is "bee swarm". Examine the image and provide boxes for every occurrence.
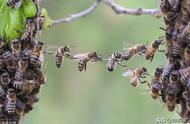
[0,1,45,124]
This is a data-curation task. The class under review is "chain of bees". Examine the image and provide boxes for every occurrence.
[2,0,190,124]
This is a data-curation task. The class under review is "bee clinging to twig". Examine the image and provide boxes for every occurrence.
[55,46,71,68]
[106,51,126,71]
[123,44,147,61]
[145,39,163,61]
[123,67,149,87]
[73,52,102,72]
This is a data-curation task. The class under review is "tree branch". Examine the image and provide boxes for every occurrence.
[51,0,101,26]
[103,0,161,17]
[51,0,161,27]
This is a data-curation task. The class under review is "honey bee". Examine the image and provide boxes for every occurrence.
[181,44,190,67]
[106,52,126,71]
[2,50,16,73]
[55,46,71,68]
[6,89,16,114]
[123,67,148,87]
[30,41,44,68]
[7,0,23,8]
[33,68,46,84]
[1,72,11,86]
[73,52,102,71]
[183,90,190,112]
[150,68,163,99]
[123,44,147,61]
[145,39,163,61]
[11,39,21,61]
[15,57,28,81]
[179,67,190,87]
[17,79,36,96]
[160,0,177,21]
[166,94,176,111]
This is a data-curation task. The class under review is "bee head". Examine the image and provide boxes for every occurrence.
[7,89,15,95]
[155,67,163,75]
[114,51,122,58]
[63,46,71,53]
[139,44,147,53]
[170,71,179,82]
[2,72,9,79]
[12,39,20,48]
[152,39,162,48]
[35,41,44,51]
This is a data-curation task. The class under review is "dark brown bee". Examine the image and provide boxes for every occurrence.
[123,44,147,61]
[74,52,102,72]
[166,93,176,112]
[123,67,148,87]
[145,39,163,61]
[179,67,190,87]
[11,39,21,61]
[1,72,11,86]
[33,68,46,85]
[150,68,163,99]
[181,44,190,67]
[6,89,16,114]
[55,46,71,68]
[15,58,28,81]
[107,52,125,71]
[183,90,190,112]
[7,0,23,8]
[30,41,44,67]
[2,50,16,73]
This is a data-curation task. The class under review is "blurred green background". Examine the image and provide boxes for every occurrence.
[23,0,179,124]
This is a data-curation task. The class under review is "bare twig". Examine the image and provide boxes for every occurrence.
[51,0,161,27]
[51,0,101,26]
[103,0,161,17]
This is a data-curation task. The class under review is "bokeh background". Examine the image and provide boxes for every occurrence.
[23,0,179,124]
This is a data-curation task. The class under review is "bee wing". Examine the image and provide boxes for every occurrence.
[122,69,133,77]
[15,0,23,9]
[73,53,87,60]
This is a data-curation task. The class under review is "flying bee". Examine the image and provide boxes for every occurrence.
[73,52,102,72]
[150,68,163,99]
[11,39,21,61]
[145,39,163,61]
[55,46,71,68]
[1,72,10,86]
[123,44,147,61]
[15,57,28,81]
[7,0,23,8]
[30,41,44,68]
[123,67,148,87]
[106,52,126,71]
[6,89,16,114]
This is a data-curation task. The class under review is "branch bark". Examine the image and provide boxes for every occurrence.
[51,0,161,27]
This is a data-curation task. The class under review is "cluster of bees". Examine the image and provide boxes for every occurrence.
[0,0,45,123]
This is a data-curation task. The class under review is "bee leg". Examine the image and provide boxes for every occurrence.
[117,62,127,68]
[150,55,154,62]
[84,63,87,71]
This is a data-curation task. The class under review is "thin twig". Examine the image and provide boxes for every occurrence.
[51,0,101,26]
[103,0,162,17]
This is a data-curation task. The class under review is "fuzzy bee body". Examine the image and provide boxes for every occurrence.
[145,39,163,61]
[33,68,46,84]
[6,89,16,114]
[12,39,22,61]
[13,80,23,90]
[30,41,44,67]
[107,52,122,71]
[2,51,16,72]
[55,46,71,68]
[150,68,163,99]
[166,95,176,111]
[7,0,23,8]
[179,67,190,86]
[123,44,147,61]
[74,52,101,72]
[123,67,148,87]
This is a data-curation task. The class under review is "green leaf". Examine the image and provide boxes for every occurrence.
[41,8,53,28]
